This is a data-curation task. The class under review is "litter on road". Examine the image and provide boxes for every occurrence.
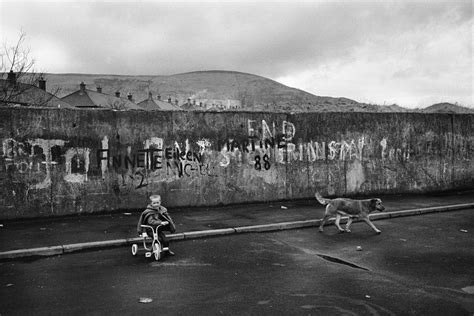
[139,297,153,303]
[461,286,474,294]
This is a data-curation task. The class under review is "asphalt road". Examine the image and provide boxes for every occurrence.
[1,209,473,315]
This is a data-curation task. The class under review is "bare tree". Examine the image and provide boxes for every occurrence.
[1,30,35,77]
[1,30,59,107]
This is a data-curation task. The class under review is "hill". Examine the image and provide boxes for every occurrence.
[39,70,411,112]
[420,103,474,114]
[38,71,471,113]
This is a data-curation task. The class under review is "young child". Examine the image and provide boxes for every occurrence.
[137,194,176,256]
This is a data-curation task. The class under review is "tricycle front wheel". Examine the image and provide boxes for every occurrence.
[131,244,138,256]
[152,241,162,261]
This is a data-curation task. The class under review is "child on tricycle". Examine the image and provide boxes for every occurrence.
[131,194,176,260]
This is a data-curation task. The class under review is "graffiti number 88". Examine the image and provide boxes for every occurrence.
[255,154,271,171]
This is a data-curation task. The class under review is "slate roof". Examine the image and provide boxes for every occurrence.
[61,83,144,111]
[0,79,76,109]
[137,92,182,111]
[180,101,197,110]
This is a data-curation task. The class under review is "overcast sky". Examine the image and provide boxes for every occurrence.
[1,0,472,108]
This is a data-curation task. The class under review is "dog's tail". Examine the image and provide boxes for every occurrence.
[315,192,331,205]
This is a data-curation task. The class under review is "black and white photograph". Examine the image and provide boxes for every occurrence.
[0,0,473,315]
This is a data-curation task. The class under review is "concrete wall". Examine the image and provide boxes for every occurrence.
[0,108,472,219]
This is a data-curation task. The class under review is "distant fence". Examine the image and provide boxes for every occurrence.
[0,107,472,219]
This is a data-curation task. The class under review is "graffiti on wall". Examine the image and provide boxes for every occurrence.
[218,119,368,169]
[1,118,470,193]
[97,136,217,185]
[2,138,67,189]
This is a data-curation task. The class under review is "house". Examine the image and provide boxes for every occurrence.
[181,97,197,110]
[61,82,144,111]
[137,92,182,111]
[0,71,75,109]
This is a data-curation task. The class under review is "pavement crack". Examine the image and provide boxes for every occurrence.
[317,254,370,271]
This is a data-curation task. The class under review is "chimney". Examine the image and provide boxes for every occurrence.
[168,96,172,103]
[175,99,179,105]
[96,86,102,93]
[187,97,191,105]
[157,94,161,101]
[7,71,16,86]
[38,77,46,91]
[80,82,86,91]
[115,91,121,98]
[148,92,153,100]
[127,93,133,101]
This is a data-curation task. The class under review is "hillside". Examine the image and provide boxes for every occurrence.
[38,71,468,113]
[421,103,474,114]
[38,70,404,112]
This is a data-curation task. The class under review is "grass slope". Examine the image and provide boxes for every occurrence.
[39,71,468,113]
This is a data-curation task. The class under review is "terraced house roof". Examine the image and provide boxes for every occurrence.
[137,92,182,111]
[0,78,75,109]
[61,82,144,111]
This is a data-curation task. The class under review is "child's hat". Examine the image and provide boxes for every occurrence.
[149,195,161,203]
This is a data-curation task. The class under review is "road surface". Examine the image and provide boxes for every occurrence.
[1,209,473,315]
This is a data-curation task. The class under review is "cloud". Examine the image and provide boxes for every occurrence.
[1,0,472,108]
[275,1,473,108]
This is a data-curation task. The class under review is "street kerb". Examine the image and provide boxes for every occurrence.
[0,203,473,260]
